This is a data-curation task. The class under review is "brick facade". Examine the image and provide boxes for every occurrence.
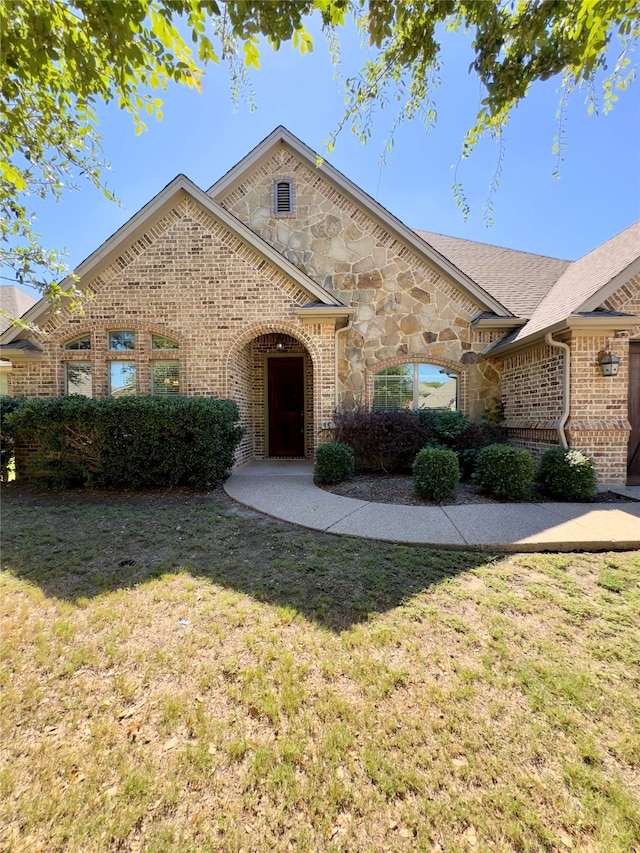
[4,136,639,485]
[8,196,337,463]
[496,274,639,484]
[498,343,565,462]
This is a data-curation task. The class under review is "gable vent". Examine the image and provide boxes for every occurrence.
[275,181,293,214]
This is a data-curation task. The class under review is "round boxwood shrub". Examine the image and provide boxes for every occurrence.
[536,448,597,500]
[412,446,460,502]
[474,444,534,501]
[314,442,355,485]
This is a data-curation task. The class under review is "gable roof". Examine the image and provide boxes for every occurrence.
[0,174,346,346]
[492,221,640,351]
[413,231,570,318]
[208,126,513,318]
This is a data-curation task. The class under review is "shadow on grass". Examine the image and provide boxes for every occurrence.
[1,483,500,632]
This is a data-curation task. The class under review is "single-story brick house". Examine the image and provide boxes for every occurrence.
[1,127,639,484]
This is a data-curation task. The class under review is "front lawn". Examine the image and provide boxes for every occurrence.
[1,485,639,852]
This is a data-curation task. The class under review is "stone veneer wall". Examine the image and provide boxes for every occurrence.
[218,146,501,419]
[9,196,337,462]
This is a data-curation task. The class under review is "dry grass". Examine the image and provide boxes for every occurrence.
[1,484,639,852]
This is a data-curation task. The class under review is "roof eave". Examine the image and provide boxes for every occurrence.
[577,254,640,312]
[471,315,528,330]
[0,174,345,345]
[488,313,640,357]
[296,305,354,328]
[0,345,44,364]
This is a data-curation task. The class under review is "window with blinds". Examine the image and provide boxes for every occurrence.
[373,364,458,411]
[152,361,180,395]
[65,362,92,396]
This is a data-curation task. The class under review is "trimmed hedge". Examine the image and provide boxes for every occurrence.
[314,442,355,485]
[453,421,507,480]
[332,408,505,474]
[474,444,535,501]
[333,409,438,472]
[536,448,597,500]
[412,447,460,502]
[6,396,243,489]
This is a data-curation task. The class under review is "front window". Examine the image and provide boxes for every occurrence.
[64,335,91,351]
[373,363,458,411]
[109,331,135,351]
[152,361,180,395]
[66,362,92,396]
[110,361,136,396]
[151,334,179,350]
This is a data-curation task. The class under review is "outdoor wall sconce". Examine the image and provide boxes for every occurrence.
[599,344,620,377]
[276,339,285,351]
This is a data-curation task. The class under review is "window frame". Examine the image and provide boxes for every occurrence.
[151,360,181,396]
[108,330,136,351]
[65,361,93,397]
[64,335,91,351]
[151,333,179,351]
[373,362,458,412]
[109,360,137,397]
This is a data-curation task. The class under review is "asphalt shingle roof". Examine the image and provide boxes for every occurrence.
[0,286,37,334]
[507,220,640,345]
[413,230,570,318]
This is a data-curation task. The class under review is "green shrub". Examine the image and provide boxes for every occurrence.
[433,409,469,442]
[314,442,355,485]
[454,421,507,479]
[333,408,439,472]
[7,396,243,489]
[536,448,597,500]
[412,447,460,502]
[0,397,24,481]
[474,444,534,501]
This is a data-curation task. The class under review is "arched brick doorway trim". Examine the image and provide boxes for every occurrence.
[225,322,321,463]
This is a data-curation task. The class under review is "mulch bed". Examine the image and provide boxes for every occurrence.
[321,473,633,507]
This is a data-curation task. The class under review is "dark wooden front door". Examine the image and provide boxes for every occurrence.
[628,342,640,484]
[267,356,305,457]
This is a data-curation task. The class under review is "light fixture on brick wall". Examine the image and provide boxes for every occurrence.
[275,337,285,351]
[599,342,620,377]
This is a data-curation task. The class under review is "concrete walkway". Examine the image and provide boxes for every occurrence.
[224,461,640,552]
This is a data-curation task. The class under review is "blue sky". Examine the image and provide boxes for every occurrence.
[18,15,640,299]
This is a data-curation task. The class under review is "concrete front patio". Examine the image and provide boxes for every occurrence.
[224,461,640,552]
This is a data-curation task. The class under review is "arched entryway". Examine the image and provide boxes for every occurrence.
[267,352,306,456]
[227,330,315,463]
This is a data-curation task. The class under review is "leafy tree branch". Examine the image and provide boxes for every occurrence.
[1,0,637,313]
